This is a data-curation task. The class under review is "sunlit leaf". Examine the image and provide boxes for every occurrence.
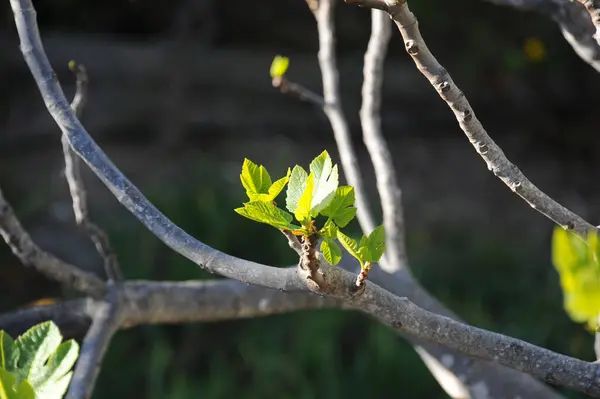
[295,173,314,223]
[235,201,300,230]
[321,186,356,227]
[309,151,338,216]
[0,368,35,399]
[358,225,386,263]
[336,230,361,263]
[286,165,308,213]
[240,159,272,200]
[319,219,338,241]
[321,239,342,265]
[270,55,289,78]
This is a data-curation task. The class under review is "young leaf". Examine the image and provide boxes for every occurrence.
[270,55,289,78]
[294,173,315,223]
[309,151,338,216]
[321,186,357,227]
[235,201,300,230]
[336,230,361,262]
[321,239,342,265]
[0,332,17,371]
[240,159,272,200]
[0,368,35,399]
[286,165,308,213]
[359,225,386,262]
[4,321,79,399]
[319,219,338,241]
[267,168,291,200]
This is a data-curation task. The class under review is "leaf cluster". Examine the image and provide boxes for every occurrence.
[551,227,600,330]
[0,321,79,399]
[235,151,385,269]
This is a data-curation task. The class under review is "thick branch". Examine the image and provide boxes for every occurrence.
[0,187,105,297]
[575,0,600,46]
[63,61,122,282]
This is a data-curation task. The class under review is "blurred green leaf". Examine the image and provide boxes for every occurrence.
[270,56,289,78]
[0,368,35,399]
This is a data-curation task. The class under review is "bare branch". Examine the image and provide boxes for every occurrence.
[66,287,122,399]
[0,187,105,297]
[350,0,596,236]
[311,0,378,235]
[272,76,326,107]
[62,61,122,282]
[360,10,408,273]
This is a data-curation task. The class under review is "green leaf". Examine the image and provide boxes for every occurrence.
[0,368,35,399]
[267,168,291,200]
[359,225,386,262]
[270,55,289,78]
[319,219,338,241]
[294,173,314,223]
[286,165,308,213]
[240,159,272,201]
[309,151,339,216]
[4,321,79,399]
[551,227,600,329]
[321,186,357,227]
[0,332,17,371]
[321,239,342,265]
[235,201,300,230]
[336,230,361,263]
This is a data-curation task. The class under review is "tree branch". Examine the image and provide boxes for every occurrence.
[575,0,600,46]
[360,9,408,272]
[0,187,105,297]
[348,0,596,237]
[66,286,122,399]
[63,61,122,282]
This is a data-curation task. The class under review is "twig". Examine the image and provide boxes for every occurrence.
[311,0,378,236]
[66,287,122,399]
[360,9,407,273]
[347,0,596,236]
[0,186,105,297]
[272,76,326,107]
[280,229,303,256]
[63,61,122,282]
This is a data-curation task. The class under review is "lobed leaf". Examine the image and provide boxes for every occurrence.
[321,186,356,227]
[294,173,315,223]
[336,230,361,263]
[0,368,35,399]
[358,225,386,263]
[235,201,300,230]
[321,239,342,265]
[309,151,338,216]
[319,219,338,241]
[286,165,308,213]
[240,159,272,201]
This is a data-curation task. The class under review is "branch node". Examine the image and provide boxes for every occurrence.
[405,40,419,55]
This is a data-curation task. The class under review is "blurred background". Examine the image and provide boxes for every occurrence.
[1,0,600,397]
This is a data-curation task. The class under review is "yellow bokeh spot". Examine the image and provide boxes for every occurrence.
[523,37,545,62]
[270,55,290,78]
